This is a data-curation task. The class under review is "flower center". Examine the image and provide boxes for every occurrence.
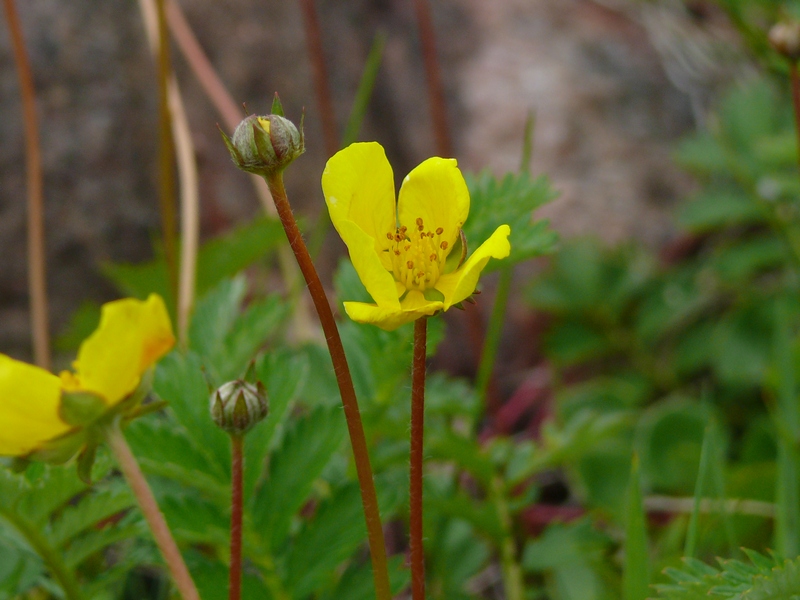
[385,217,448,292]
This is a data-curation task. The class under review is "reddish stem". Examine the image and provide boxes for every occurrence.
[265,173,392,600]
[410,317,428,600]
[412,0,452,157]
[229,435,244,600]
[298,0,339,157]
[3,0,50,369]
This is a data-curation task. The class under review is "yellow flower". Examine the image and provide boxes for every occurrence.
[322,142,511,331]
[0,294,174,457]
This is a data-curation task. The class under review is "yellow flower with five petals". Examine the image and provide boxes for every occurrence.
[0,294,174,457]
[322,142,511,331]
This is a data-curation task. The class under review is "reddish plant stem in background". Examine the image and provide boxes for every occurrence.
[298,0,339,157]
[106,424,200,600]
[409,317,428,600]
[156,0,178,300]
[165,0,241,130]
[265,173,392,600]
[412,0,452,157]
[791,63,800,175]
[229,435,244,600]
[3,0,50,369]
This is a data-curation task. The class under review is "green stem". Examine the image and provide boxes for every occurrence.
[475,266,512,414]
[264,172,392,600]
[0,506,85,600]
[410,317,428,600]
[229,435,244,600]
[490,477,523,600]
[106,422,200,600]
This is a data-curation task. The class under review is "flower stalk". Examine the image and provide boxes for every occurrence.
[264,171,392,600]
[409,317,428,600]
[105,422,199,600]
[230,434,244,600]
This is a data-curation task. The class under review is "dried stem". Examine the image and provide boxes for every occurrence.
[410,317,428,600]
[412,0,451,156]
[264,172,391,600]
[165,0,313,341]
[155,0,179,300]
[298,0,339,157]
[138,0,199,348]
[106,423,200,600]
[3,0,50,369]
[229,435,244,600]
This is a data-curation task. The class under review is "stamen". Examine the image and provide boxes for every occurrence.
[435,227,443,235]
[415,217,423,227]
[386,232,394,240]
[429,254,437,262]
[440,241,448,250]
[407,260,414,269]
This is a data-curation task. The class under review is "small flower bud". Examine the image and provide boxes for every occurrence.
[219,95,304,177]
[770,22,800,61]
[210,380,269,436]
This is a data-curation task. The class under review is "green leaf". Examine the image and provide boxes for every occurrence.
[285,483,367,597]
[623,455,650,600]
[251,407,346,551]
[103,216,285,307]
[463,171,558,268]
[49,484,134,548]
[153,351,231,477]
[678,191,764,232]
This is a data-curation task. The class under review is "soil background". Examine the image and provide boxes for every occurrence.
[0,0,745,364]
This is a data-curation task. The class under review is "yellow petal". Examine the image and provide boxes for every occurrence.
[73,294,174,405]
[0,355,71,456]
[397,157,469,257]
[337,220,402,308]
[435,225,511,309]
[344,291,443,331]
[323,142,397,257]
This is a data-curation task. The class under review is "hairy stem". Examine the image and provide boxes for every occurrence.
[3,0,50,369]
[410,317,428,600]
[791,63,800,176]
[264,172,392,600]
[106,423,200,600]
[230,435,244,600]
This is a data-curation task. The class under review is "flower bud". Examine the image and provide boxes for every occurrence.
[219,95,304,177]
[210,380,269,436]
[770,21,800,61]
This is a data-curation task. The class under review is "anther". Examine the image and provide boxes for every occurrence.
[429,254,437,262]
[415,217,423,227]
[407,260,414,269]
[427,232,434,238]
[386,232,394,240]
[435,227,443,235]
[440,241,448,250]
[394,250,401,256]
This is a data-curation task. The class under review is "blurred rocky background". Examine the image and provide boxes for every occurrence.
[0,0,747,360]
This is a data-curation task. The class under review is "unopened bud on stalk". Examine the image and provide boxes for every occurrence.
[770,21,800,61]
[210,380,269,436]
[219,94,304,177]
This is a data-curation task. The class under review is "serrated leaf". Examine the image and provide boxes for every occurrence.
[464,171,558,268]
[285,483,366,597]
[252,407,346,551]
[49,484,134,548]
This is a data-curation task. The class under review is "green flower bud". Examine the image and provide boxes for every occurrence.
[770,22,800,61]
[220,95,304,177]
[210,380,269,436]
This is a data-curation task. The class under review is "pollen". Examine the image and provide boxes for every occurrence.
[386,217,451,291]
